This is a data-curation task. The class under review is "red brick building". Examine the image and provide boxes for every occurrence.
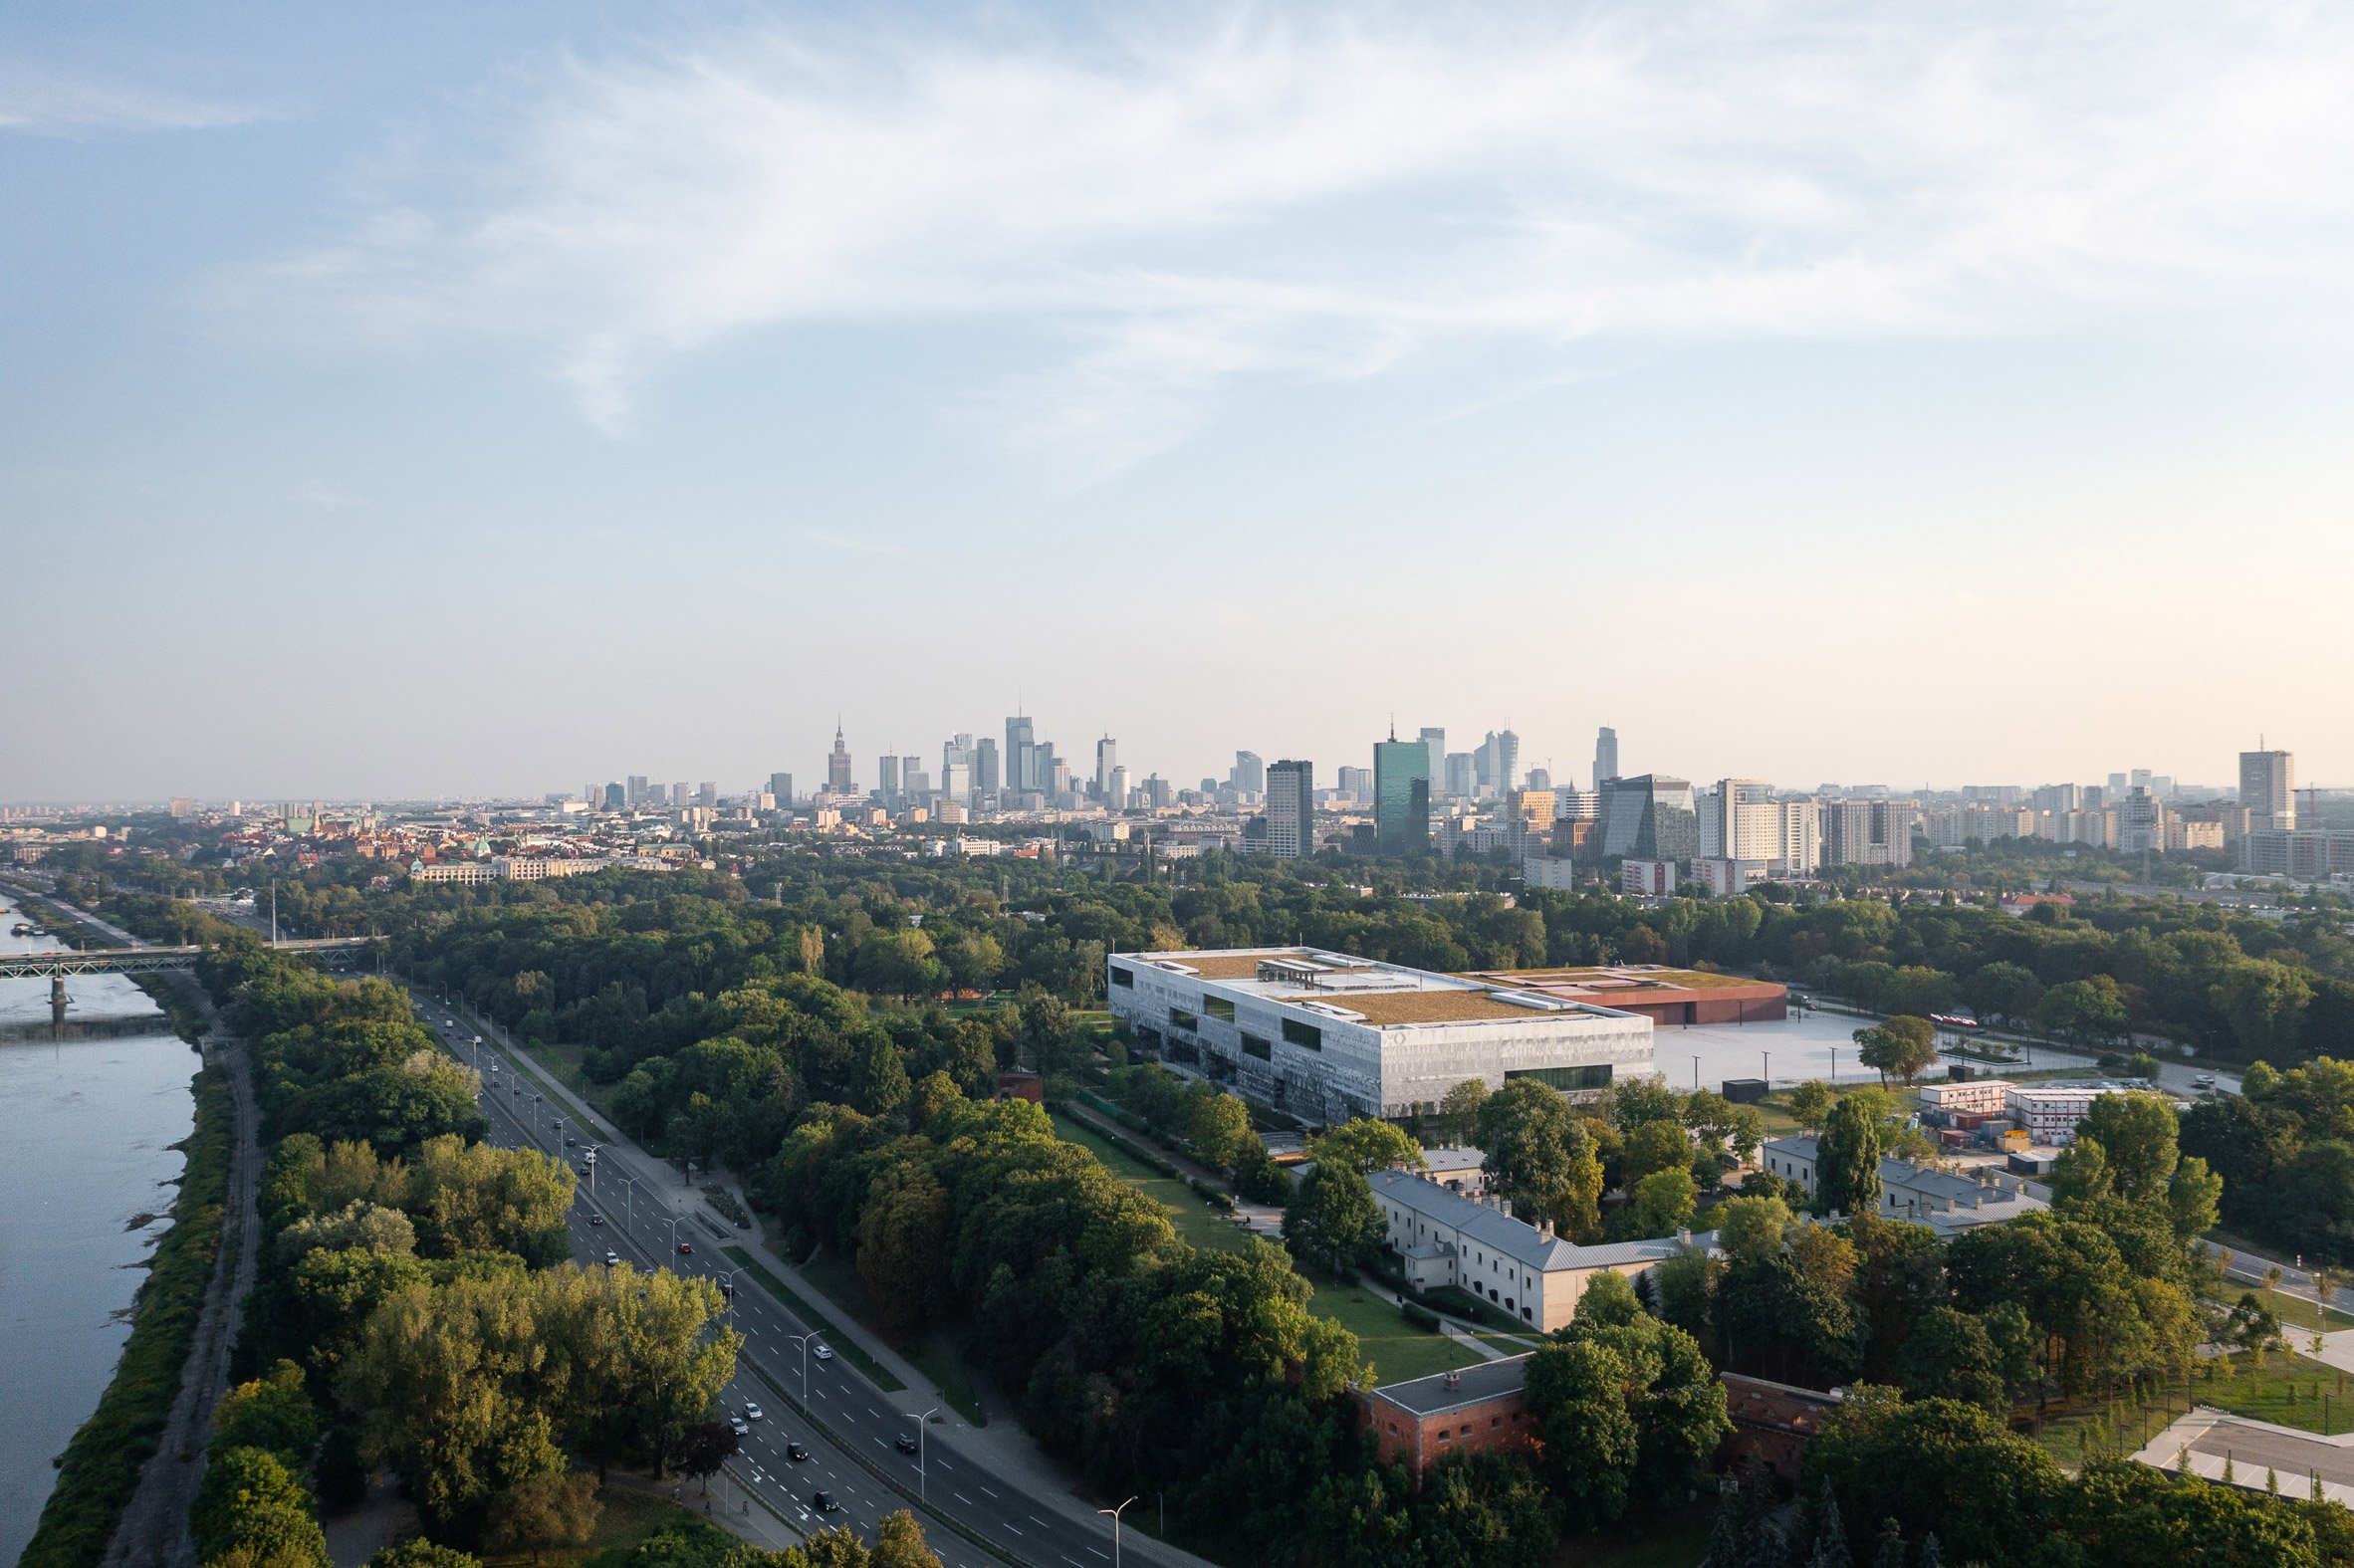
[1357,1357,1841,1485]
[1357,1356,1540,1479]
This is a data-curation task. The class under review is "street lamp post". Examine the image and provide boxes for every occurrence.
[1693,1053,1699,1091]
[785,1332,819,1404]
[903,1407,938,1499]
[1763,1049,1771,1087]
[617,1176,638,1231]
[1099,1496,1136,1568]
[666,1216,687,1257]
[716,1269,739,1314]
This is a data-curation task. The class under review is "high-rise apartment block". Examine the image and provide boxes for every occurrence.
[2240,749,2295,832]
[1265,760,1314,858]
[1374,736,1432,855]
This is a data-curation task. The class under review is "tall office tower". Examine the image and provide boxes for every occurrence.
[900,756,922,797]
[1600,775,1697,861]
[1474,734,1497,794]
[2130,769,2153,793]
[827,724,854,793]
[943,736,972,777]
[603,782,627,811]
[1481,729,1521,793]
[1417,728,1447,787]
[626,776,649,806]
[1265,760,1313,858]
[671,781,691,807]
[768,773,794,805]
[1231,751,1266,793]
[1527,768,1552,791]
[1444,752,1475,798]
[879,755,902,800]
[2107,773,2129,794]
[2240,749,2295,830]
[1335,765,1372,802]
[942,760,972,804]
[1048,756,1071,796]
[1373,733,1432,854]
[1095,736,1120,797]
[973,739,1000,794]
[1006,715,1036,791]
[698,782,718,808]
[1593,728,1620,790]
[1107,765,1131,808]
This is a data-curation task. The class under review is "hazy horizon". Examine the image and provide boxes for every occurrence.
[10,2,2354,800]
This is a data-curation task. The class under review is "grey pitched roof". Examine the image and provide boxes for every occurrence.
[1365,1353,1535,1417]
[1371,1170,1713,1272]
[1879,1157,1981,1204]
[1764,1135,1819,1163]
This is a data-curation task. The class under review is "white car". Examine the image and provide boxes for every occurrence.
[603,1249,620,1266]
[729,1415,750,1436]
[812,1343,833,1362]
[744,1403,764,1422]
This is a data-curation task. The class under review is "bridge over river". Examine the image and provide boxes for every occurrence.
[0,937,378,1034]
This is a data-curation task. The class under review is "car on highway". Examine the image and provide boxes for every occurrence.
[729,1415,751,1436]
[811,1491,838,1513]
[743,1403,763,1421]
[565,1136,578,1147]
[677,1241,694,1255]
[584,1148,597,1164]
[895,1435,919,1456]
[603,1250,620,1266]
[588,1214,603,1227]
[812,1343,833,1361]
[785,1442,809,1462]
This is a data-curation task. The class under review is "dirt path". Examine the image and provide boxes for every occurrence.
[105,980,262,1568]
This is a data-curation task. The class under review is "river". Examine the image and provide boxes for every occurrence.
[0,895,198,1565]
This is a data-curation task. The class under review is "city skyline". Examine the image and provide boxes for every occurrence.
[10,3,2354,797]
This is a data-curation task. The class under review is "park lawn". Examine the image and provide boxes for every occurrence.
[1306,1278,1492,1386]
[2030,1351,2354,1466]
[2235,1285,2354,1335]
[791,1248,988,1426]
[1049,1111,1253,1254]
[1552,1505,1721,1568]
[1047,1114,1491,1384]
[507,1034,626,1127]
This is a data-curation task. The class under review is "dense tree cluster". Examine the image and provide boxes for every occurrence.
[1654,1091,2209,1404]
[194,940,755,1557]
[2183,1055,2354,1264]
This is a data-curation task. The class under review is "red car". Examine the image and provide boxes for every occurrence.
[677,1241,694,1256]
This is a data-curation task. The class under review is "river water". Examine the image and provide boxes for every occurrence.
[0,897,198,1565]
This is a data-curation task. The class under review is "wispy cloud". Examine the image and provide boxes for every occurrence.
[264,3,2354,475]
[0,61,272,133]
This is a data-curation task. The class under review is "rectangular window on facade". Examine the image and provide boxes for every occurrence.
[1242,1033,1272,1060]
[1504,1063,1613,1092]
[1111,966,1133,988]
[1282,1017,1322,1050]
[1204,996,1235,1020]
[1169,1008,1198,1030]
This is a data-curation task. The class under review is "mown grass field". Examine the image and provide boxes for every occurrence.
[1046,1112,1498,1386]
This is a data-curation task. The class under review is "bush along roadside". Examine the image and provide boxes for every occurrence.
[21,1066,234,1568]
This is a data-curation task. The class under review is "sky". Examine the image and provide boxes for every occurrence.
[7,1,2354,802]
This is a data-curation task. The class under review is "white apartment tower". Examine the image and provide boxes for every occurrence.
[1265,760,1314,858]
[2240,749,2295,832]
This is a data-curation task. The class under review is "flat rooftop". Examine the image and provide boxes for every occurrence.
[1116,948,1639,1028]
[1364,1353,1533,1416]
[1458,965,1786,1001]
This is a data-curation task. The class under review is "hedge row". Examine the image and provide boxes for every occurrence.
[23,1065,235,1568]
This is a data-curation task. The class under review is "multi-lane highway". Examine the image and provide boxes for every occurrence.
[416,1001,1173,1568]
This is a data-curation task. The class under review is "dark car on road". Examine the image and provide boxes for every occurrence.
[812,1491,838,1513]
[786,1443,809,1461]
[895,1435,918,1456]
[677,1241,693,1255]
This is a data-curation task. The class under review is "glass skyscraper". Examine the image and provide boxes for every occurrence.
[1373,738,1431,855]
